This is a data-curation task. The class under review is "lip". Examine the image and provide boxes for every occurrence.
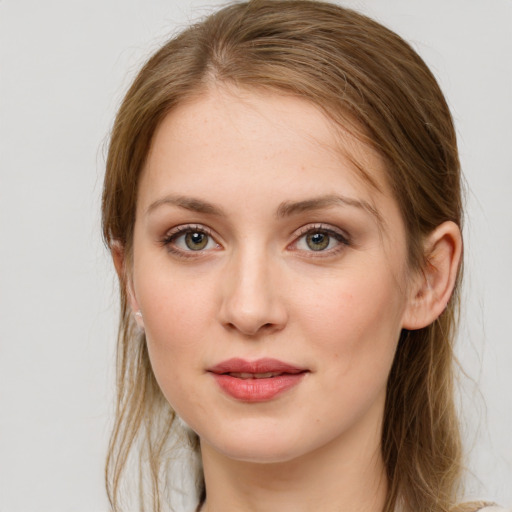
[208,358,308,402]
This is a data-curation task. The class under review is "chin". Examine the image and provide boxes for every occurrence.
[199,423,315,465]
[217,442,303,464]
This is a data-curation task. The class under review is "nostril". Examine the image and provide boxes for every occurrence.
[223,320,280,337]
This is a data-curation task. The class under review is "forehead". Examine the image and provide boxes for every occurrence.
[138,86,394,224]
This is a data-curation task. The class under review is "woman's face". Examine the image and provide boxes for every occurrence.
[129,87,415,464]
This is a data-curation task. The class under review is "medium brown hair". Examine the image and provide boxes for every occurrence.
[102,1,464,510]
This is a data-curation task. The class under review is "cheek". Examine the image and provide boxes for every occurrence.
[296,264,406,371]
[296,270,405,426]
[132,261,217,395]
[135,250,215,329]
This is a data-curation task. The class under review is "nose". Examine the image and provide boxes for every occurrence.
[217,246,288,337]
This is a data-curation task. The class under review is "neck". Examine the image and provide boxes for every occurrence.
[199,413,387,512]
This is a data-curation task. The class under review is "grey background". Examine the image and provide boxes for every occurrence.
[0,0,511,510]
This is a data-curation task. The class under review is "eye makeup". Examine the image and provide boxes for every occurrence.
[158,221,352,261]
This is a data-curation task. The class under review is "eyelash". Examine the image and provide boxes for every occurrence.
[161,225,218,259]
[160,223,351,259]
[291,224,351,258]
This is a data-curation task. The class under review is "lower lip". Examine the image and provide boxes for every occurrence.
[211,373,306,402]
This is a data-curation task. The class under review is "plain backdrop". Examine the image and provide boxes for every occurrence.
[0,1,511,511]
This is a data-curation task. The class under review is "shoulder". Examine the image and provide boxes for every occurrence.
[453,504,510,512]
[474,506,511,512]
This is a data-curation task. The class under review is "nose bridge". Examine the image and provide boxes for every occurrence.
[219,240,286,336]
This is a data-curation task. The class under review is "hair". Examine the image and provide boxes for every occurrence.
[102,1,466,511]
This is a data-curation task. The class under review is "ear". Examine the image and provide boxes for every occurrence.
[402,221,462,330]
[111,241,144,329]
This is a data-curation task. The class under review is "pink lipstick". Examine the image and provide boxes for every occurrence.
[208,358,308,402]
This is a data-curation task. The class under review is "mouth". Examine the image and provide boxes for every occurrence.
[208,357,307,375]
[224,371,294,379]
[208,358,308,402]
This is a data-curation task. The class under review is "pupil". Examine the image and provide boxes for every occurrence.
[307,232,329,251]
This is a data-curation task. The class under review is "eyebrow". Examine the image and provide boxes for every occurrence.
[146,195,224,216]
[145,193,382,225]
[276,194,382,224]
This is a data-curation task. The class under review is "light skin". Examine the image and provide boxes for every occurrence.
[113,86,462,512]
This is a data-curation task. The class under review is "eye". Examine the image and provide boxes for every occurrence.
[162,225,220,255]
[182,231,209,251]
[304,232,330,251]
[292,225,350,254]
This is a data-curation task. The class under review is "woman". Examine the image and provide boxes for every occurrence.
[101,1,508,511]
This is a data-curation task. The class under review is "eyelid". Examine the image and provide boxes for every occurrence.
[289,223,351,256]
[159,222,350,259]
[294,223,350,241]
[161,224,221,257]
[162,223,213,241]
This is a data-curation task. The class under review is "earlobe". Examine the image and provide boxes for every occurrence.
[402,221,462,330]
[111,241,144,328]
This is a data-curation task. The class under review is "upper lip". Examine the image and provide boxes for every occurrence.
[208,358,307,375]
